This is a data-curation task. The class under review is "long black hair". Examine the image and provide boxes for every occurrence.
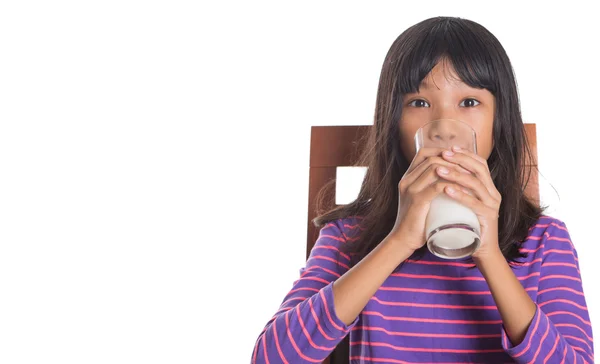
[314,16,544,265]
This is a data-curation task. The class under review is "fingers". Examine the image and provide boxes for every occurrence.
[406,147,471,176]
[418,180,465,204]
[443,184,499,218]
[451,145,488,165]
[403,162,466,204]
[403,157,468,191]
[405,163,441,196]
[405,147,447,175]
[441,147,501,202]
[401,151,472,193]
[435,165,497,206]
[441,148,488,176]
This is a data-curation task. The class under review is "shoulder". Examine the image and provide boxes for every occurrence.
[337,215,364,232]
[316,216,364,245]
[522,215,576,257]
[527,215,571,241]
[531,215,568,230]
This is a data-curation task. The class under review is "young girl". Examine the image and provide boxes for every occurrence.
[252,16,594,363]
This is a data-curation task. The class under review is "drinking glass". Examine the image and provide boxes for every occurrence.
[414,119,481,259]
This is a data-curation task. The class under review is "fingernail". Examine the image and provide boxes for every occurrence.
[443,150,454,157]
[446,186,456,194]
[438,166,449,174]
[452,145,461,151]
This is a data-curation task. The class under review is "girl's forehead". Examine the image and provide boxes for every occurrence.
[422,62,462,86]
[418,63,475,92]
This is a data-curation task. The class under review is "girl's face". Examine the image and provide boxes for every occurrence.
[399,60,496,162]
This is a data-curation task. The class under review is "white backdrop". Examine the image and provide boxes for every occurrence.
[1,1,598,363]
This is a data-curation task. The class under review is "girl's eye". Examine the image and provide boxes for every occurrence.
[460,98,480,107]
[408,99,430,108]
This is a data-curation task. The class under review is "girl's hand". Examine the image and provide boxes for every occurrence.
[437,145,502,261]
[387,147,473,253]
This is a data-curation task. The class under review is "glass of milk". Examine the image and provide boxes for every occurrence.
[414,119,481,259]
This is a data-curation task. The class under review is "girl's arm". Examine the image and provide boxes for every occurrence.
[477,220,594,364]
[251,220,413,364]
[475,248,537,346]
[332,233,414,325]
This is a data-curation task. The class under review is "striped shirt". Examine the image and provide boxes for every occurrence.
[252,216,594,363]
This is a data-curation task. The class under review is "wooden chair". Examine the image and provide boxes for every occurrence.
[306,124,539,364]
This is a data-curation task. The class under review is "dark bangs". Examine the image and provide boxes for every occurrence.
[396,18,500,96]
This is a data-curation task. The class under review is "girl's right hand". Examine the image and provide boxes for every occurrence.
[387,147,472,252]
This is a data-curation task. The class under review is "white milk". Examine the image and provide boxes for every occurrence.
[425,194,481,259]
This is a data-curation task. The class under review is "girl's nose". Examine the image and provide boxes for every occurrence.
[428,120,457,143]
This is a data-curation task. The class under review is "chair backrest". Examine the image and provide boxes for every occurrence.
[305,123,538,364]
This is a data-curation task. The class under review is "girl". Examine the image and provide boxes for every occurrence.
[252,16,594,363]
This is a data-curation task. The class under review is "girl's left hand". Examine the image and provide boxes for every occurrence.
[436,145,503,262]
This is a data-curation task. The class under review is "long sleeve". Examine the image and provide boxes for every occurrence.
[251,220,359,364]
[502,219,594,363]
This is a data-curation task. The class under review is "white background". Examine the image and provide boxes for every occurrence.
[1,1,598,363]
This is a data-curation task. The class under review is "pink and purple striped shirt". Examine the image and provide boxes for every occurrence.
[252,216,594,363]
